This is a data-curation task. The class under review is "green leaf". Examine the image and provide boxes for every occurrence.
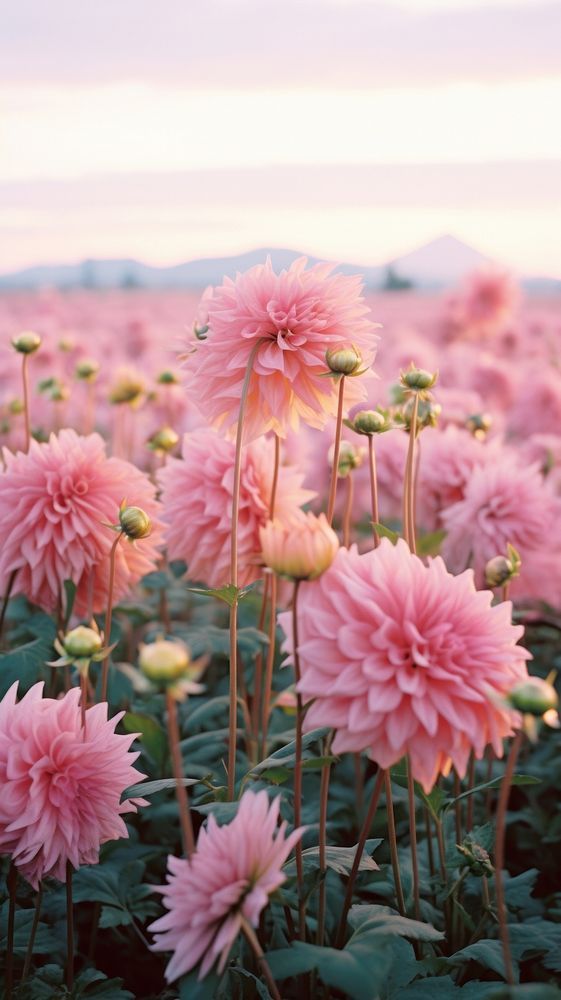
[484,988,561,1000]
[123,776,202,799]
[179,967,225,999]
[416,530,447,556]
[122,711,167,768]
[141,570,170,591]
[348,904,445,943]
[0,634,53,698]
[266,932,394,1000]
[283,840,382,877]
[448,939,510,981]
[373,523,400,544]
[390,759,447,820]
[444,774,541,813]
[63,578,77,624]
[250,727,330,775]
[187,583,257,607]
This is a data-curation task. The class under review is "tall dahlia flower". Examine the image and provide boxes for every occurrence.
[0,683,145,887]
[150,789,303,982]
[279,540,529,792]
[0,429,163,615]
[158,428,314,587]
[183,258,380,440]
[441,459,557,586]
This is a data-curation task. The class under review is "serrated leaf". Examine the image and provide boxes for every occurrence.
[266,932,394,1000]
[348,904,445,943]
[449,939,510,981]
[284,839,382,876]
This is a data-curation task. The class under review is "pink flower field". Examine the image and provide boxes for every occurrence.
[0,269,560,999]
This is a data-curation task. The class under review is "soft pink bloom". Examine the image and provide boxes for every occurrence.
[0,682,145,887]
[508,368,561,439]
[417,426,503,531]
[441,459,557,586]
[279,539,529,792]
[150,789,303,982]
[445,268,520,339]
[520,434,561,494]
[0,429,163,616]
[183,257,380,441]
[260,511,339,580]
[158,428,314,587]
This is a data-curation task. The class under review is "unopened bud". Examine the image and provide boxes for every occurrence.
[8,398,24,415]
[75,358,100,382]
[329,439,363,476]
[109,375,145,406]
[352,409,388,435]
[326,346,363,376]
[12,331,41,355]
[466,412,492,439]
[63,625,103,659]
[58,336,75,353]
[484,544,521,588]
[139,639,190,683]
[400,365,438,396]
[147,426,179,454]
[457,840,494,877]
[157,370,179,385]
[119,505,152,540]
[508,677,558,717]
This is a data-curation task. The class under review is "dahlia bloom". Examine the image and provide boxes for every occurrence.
[260,511,339,580]
[0,682,145,887]
[416,426,502,531]
[508,369,561,439]
[150,789,303,982]
[441,459,557,586]
[183,257,380,441]
[158,428,314,587]
[279,540,529,792]
[0,429,163,616]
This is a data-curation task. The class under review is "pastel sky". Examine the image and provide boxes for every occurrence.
[1,0,560,275]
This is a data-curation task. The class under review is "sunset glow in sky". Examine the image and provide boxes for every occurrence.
[1,0,560,276]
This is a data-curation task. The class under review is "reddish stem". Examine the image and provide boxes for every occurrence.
[100,531,122,702]
[326,376,346,526]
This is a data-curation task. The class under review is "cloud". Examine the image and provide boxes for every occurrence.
[2,0,560,87]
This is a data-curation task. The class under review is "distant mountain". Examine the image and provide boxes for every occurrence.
[0,237,559,292]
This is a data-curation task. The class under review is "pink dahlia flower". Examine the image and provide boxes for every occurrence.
[150,789,303,982]
[279,539,529,792]
[158,428,314,587]
[417,426,503,532]
[0,429,163,616]
[0,682,145,887]
[441,459,557,586]
[183,257,380,441]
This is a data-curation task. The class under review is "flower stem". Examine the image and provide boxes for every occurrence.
[228,340,262,800]
[292,579,306,938]
[259,572,278,758]
[0,568,17,647]
[100,531,123,702]
[166,689,196,857]
[66,861,74,991]
[407,755,421,920]
[253,434,281,749]
[22,354,31,452]
[335,768,385,948]
[494,729,522,986]
[385,772,406,916]
[466,753,475,832]
[241,917,281,1000]
[21,885,43,983]
[368,436,379,548]
[454,770,463,844]
[342,473,354,548]
[403,394,419,552]
[317,733,333,946]
[5,862,17,1000]
[326,375,346,526]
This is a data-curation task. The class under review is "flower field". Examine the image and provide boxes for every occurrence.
[0,263,560,1000]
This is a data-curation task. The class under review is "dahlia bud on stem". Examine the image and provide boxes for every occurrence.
[400,365,438,552]
[12,331,41,452]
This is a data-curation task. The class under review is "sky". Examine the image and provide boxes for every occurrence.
[1,0,560,276]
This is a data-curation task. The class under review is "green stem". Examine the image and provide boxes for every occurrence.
[326,376,346,526]
[335,769,385,948]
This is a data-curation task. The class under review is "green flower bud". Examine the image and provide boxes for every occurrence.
[109,375,145,405]
[326,346,363,376]
[157,370,179,385]
[119,505,152,540]
[457,840,494,877]
[63,625,103,659]
[352,409,388,435]
[75,358,100,382]
[12,331,41,355]
[508,678,558,717]
[8,398,24,416]
[400,365,438,396]
[139,639,190,683]
[484,544,521,588]
[466,412,493,439]
[147,426,180,454]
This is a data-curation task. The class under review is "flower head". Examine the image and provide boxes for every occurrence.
[150,789,303,982]
[183,257,380,441]
[0,682,145,886]
[158,428,314,588]
[12,331,41,355]
[279,540,530,792]
[0,429,163,616]
[260,511,339,580]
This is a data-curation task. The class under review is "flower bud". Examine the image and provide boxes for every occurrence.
[508,677,558,717]
[147,426,180,454]
[260,512,339,581]
[63,625,103,659]
[399,397,441,432]
[109,374,145,406]
[326,346,363,376]
[484,544,521,589]
[51,382,70,403]
[12,331,41,355]
[8,398,24,415]
[456,840,494,877]
[466,412,492,440]
[58,335,75,352]
[328,439,363,477]
[352,409,388,435]
[157,370,179,385]
[400,365,438,396]
[119,505,152,540]
[139,639,190,683]
[75,358,100,382]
